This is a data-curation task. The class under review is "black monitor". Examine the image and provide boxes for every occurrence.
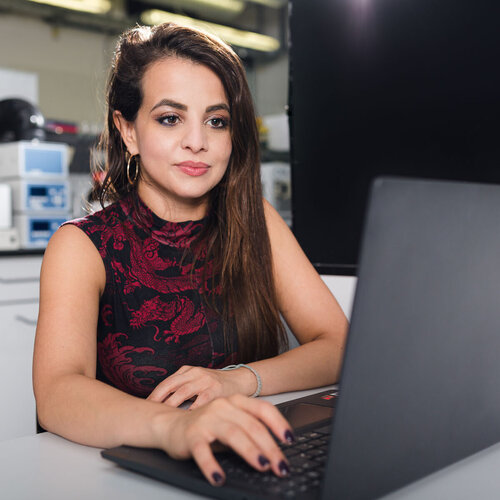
[288,0,500,275]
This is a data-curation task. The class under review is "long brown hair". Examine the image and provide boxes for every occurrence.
[93,23,287,362]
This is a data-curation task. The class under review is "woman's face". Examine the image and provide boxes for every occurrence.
[116,56,232,221]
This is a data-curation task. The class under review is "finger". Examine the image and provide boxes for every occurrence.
[216,419,275,474]
[164,383,203,408]
[221,405,289,477]
[147,373,178,402]
[147,382,174,402]
[229,394,295,445]
[173,365,193,376]
[190,439,226,487]
[188,391,214,410]
[148,372,197,403]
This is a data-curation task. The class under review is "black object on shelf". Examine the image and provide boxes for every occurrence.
[0,98,45,143]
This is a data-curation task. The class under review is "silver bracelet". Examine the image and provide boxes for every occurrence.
[221,363,262,398]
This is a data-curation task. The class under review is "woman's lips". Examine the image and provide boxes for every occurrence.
[176,161,210,177]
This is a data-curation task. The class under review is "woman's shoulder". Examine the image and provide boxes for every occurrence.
[63,198,124,232]
[263,198,292,239]
[54,197,130,262]
[41,218,107,297]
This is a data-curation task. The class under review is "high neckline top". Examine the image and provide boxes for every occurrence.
[121,192,208,249]
[64,192,237,398]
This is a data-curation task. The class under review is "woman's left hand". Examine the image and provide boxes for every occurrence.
[147,365,254,410]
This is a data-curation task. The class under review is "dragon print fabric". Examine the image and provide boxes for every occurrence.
[64,192,237,397]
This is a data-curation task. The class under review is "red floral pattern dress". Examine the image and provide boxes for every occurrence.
[65,193,237,397]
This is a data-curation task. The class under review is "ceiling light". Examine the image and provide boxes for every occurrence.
[141,9,280,53]
[27,0,112,15]
[244,0,286,7]
[148,0,245,16]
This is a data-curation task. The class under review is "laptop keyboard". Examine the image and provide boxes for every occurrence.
[218,425,331,498]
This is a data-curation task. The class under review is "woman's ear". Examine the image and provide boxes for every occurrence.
[113,111,139,155]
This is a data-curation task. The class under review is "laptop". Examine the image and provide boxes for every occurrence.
[103,177,500,499]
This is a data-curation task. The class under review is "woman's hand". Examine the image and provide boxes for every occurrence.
[154,394,294,486]
[147,365,256,409]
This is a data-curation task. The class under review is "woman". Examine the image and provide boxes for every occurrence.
[33,23,348,486]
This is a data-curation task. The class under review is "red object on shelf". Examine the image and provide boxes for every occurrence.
[45,120,79,135]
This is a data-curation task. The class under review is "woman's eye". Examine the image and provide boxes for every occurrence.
[209,118,228,129]
[159,115,179,126]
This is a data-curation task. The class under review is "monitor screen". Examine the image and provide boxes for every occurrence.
[289,0,500,275]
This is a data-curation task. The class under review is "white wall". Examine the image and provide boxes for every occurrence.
[0,12,289,128]
[321,275,357,321]
[254,53,288,116]
[0,14,115,129]
[0,67,38,104]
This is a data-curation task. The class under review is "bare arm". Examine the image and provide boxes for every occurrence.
[246,200,348,394]
[33,225,292,485]
[33,225,164,447]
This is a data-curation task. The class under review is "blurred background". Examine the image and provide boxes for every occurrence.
[0,0,291,236]
[3,0,500,276]
[0,0,289,127]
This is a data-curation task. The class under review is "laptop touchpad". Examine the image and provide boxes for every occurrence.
[280,403,333,429]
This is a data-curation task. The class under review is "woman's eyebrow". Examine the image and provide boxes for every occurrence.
[150,99,187,112]
[206,103,230,113]
[150,100,230,114]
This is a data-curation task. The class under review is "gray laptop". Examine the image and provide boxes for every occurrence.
[103,177,500,499]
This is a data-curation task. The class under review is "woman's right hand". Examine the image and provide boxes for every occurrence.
[153,393,295,486]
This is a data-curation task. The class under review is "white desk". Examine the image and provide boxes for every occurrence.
[2,386,500,500]
[0,388,329,500]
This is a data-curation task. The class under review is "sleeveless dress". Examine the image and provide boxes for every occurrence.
[65,192,237,398]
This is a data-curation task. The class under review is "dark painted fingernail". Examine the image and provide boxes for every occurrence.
[212,472,224,486]
[279,460,290,477]
[258,454,270,467]
[284,429,295,444]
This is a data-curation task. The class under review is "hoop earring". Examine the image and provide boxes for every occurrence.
[126,154,140,186]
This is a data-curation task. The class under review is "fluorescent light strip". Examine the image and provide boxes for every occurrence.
[141,9,280,53]
[245,0,286,7]
[154,0,245,16]
[27,0,111,14]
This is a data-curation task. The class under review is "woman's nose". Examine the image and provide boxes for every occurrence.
[180,122,208,153]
